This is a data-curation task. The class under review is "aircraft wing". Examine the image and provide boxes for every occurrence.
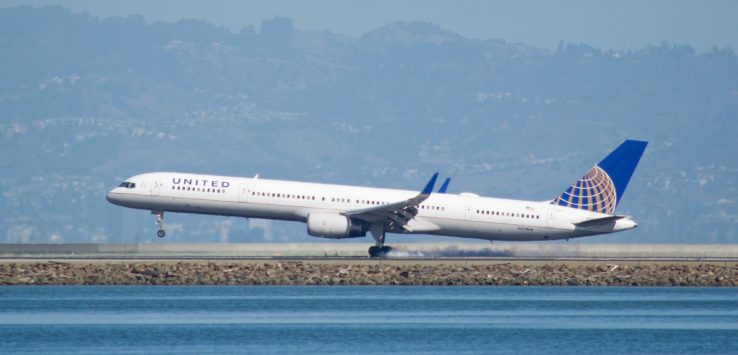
[346,173,438,231]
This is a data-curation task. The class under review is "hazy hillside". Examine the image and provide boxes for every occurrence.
[1,5,737,244]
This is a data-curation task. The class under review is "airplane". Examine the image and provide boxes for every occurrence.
[106,140,647,257]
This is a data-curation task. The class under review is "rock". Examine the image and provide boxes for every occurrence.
[0,261,735,286]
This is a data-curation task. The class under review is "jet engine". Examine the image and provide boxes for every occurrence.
[307,213,365,238]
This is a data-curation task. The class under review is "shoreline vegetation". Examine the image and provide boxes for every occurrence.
[1,261,736,286]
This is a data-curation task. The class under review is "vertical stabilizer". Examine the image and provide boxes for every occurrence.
[552,140,648,215]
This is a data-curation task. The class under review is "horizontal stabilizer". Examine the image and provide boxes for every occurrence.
[574,215,625,227]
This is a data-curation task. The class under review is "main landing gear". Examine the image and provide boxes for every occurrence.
[368,223,392,258]
[153,210,166,238]
[368,245,392,258]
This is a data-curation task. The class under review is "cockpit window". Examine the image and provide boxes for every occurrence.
[118,182,136,189]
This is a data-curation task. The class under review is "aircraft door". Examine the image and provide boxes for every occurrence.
[239,181,252,203]
[149,180,162,196]
[545,210,556,228]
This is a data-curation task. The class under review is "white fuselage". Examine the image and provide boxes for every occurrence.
[106,172,637,241]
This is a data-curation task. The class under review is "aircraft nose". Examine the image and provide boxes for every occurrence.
[106,190,122,205]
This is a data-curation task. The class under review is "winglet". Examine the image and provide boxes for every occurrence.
[437,177,451,193]
[421,173,439,195]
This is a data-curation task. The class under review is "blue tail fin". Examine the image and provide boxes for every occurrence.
[552,140,648,215]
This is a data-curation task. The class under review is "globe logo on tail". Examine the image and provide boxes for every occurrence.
[552,166,617,215]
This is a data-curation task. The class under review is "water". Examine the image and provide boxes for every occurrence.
[1,286,737,354]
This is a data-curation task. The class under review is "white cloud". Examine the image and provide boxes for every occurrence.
[218,219,234,243]
[249,219,272,241]
[6,225,36,243]
[717,198,735,205]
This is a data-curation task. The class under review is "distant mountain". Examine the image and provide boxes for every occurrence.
[1,5,737,244]
[360,21,465,45]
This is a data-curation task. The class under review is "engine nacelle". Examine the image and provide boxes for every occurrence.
[307,213,365,238]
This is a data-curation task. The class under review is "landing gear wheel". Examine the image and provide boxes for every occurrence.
[152,210,166,238]
[368,223,389,258]
[368,245,392,258]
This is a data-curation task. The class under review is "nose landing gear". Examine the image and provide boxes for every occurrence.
[152,210,166,238]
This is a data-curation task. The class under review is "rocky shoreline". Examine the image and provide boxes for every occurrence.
[1,261,736,286]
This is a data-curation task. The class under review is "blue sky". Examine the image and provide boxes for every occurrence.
[3,0,737,52]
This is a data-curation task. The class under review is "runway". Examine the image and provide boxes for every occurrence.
[2,256,738,264]
[2,243,738,264]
